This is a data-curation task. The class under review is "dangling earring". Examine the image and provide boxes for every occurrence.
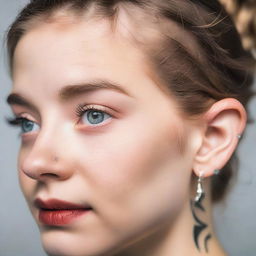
[194,171,205,203]
[191,171,212,253]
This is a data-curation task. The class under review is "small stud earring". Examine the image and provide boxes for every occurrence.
[237,134,242,139]
[214,169,220,175]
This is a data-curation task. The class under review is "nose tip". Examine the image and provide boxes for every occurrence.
[21,153,72,182]
[19,125,75,182]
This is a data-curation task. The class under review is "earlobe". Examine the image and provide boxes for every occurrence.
[193,98,247,178]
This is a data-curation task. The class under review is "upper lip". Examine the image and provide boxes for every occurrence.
[34,198,92,210]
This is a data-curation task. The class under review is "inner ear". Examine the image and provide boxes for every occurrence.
[199,126,220,156]
[193,99,247,177]
[207,109,238,146]
[198,109,236,156]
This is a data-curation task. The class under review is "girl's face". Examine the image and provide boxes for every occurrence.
[9,18,200,256]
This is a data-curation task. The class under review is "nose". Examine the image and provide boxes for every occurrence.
[20,127,74,182]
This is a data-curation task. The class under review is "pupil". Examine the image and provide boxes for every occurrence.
[89,111,104,124]
[92,112,99,118]
[22,120,33,132]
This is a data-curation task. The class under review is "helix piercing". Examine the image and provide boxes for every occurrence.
[214,169,220,175]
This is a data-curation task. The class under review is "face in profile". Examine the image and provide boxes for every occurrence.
[9,18,200,256]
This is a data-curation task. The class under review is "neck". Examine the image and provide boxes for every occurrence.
[112,182,227,256]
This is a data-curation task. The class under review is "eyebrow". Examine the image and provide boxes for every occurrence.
[59,80,133,100]
[6,93,38,112]
[6,79,132,109]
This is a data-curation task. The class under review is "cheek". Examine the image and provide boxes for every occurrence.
[83,118,192,233]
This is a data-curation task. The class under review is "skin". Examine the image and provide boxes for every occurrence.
[8,14,246,256]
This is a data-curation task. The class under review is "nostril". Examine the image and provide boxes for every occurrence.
[40,173,59,178]
[21,156,73,181]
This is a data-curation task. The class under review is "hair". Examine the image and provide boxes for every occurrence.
[6,0,256,203]
[219,0,256,50]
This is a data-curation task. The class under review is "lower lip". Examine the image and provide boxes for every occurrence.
[39,209,91,226]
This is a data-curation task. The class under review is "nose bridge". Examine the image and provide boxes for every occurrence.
[21,116,72,180]
[33,117,64,158]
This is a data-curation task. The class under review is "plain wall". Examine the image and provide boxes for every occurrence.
[0,1,256,256]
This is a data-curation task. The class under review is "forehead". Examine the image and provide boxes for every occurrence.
[13,17,139,69]
[12,6,145,68]
[12,5,200,90]
[13,17,148,90]
[12,14,179,109]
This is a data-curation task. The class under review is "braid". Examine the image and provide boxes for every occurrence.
[219,0,256,51]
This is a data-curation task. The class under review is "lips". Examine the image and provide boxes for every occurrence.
[34,198,92,210]
[34,198,92,226]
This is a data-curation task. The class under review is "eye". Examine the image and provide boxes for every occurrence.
[21,118,40,133]
[7,117,40,134]
[76,105,112,126]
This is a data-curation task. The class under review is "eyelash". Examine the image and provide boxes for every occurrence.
[6,116,28,127]
[6,116,35,137]
[75,104,108,118]
[6,105,113,128]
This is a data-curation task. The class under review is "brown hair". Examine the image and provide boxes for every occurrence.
[219,0,256,50]
[6,0,255,202]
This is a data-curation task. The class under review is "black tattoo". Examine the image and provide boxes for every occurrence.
[190,196,212,253]
[204,233,212,253]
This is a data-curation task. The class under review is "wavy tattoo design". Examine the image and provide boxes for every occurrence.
[190,195,212,253]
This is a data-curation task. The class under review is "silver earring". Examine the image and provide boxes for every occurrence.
[194,172,205,203]
[214,169,220,175]
[237,134,242,139]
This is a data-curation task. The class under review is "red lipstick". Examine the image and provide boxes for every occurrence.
[34,198,92,226]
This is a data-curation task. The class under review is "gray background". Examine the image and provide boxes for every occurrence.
[0,1,256,256]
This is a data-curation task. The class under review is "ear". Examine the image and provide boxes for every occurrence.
[193,98,247,178]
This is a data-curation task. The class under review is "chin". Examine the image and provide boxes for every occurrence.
[39,229,121,256]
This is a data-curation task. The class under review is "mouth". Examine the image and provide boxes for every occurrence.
[34,198,93,226]
[34,198,92,210]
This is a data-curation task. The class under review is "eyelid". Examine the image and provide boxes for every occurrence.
[75,104,116,122]
[7,112,38,125]
[6,115,40,138]
[76,104,115,117]
[75,104,115,129]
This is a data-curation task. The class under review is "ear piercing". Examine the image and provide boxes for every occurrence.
[194,169,220,203]
[237,134,242,139]
[214,169,220,175]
